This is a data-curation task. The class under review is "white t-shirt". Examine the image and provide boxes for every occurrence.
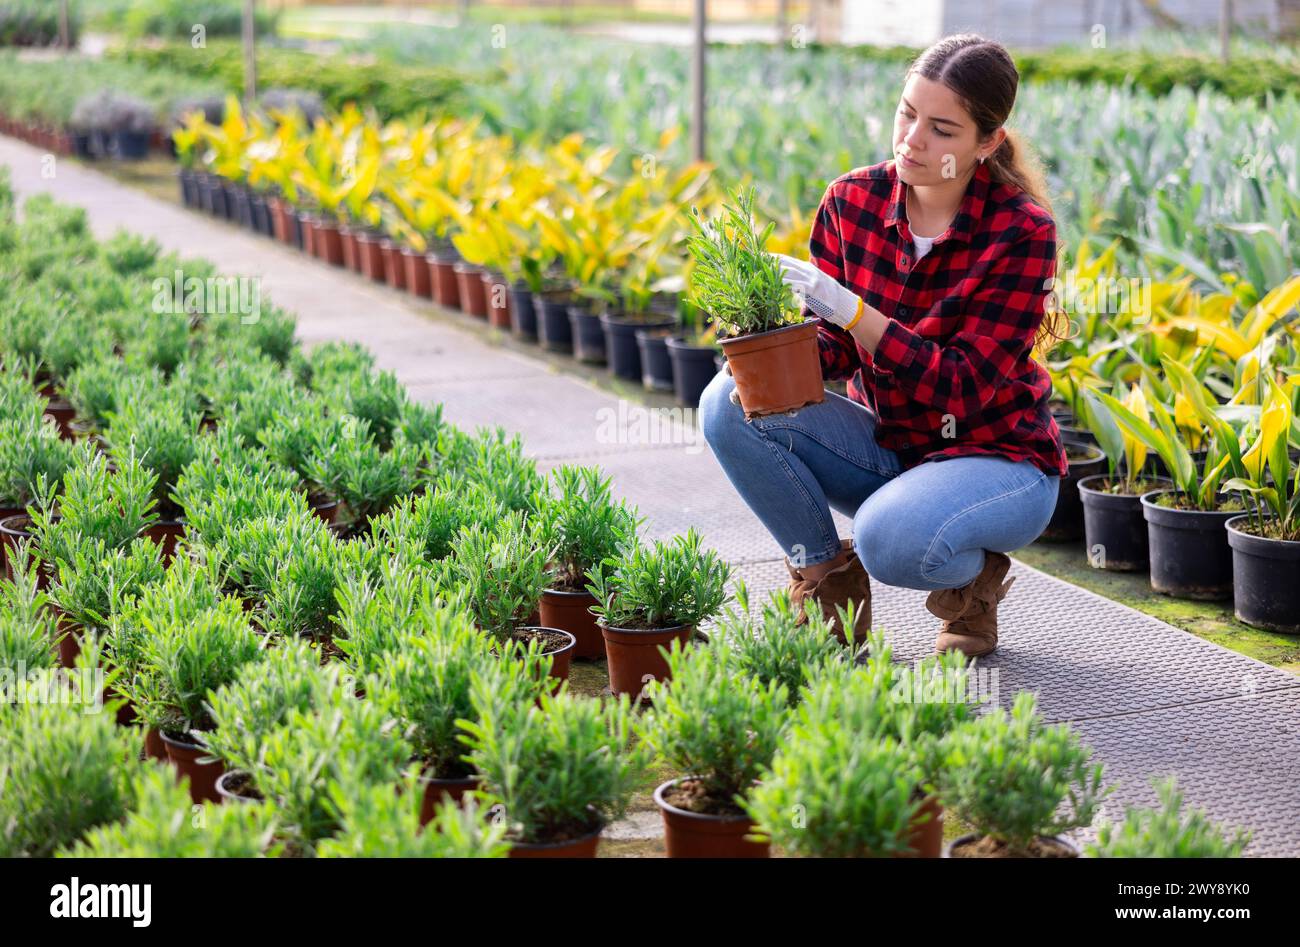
[912,231,938,261]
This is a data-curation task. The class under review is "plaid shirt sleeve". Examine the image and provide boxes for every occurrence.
[871,218,1057,420]
[808,183,862,382]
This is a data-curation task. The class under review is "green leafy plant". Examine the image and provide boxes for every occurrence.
[0,415,74,510]
[1085,777,1252,857]
[530,465,642,591]
[587,527,731,630]
[61,765,280,858]
[0,539,58,683]
[439,512,555,642]
[713,582,847,696]
[937,691,1111,856]
[48,535,166,635]
[459,676,649,846]
[103,391,202,517]
[639,636,789,814]
[685,184,798,338]
[368,477,504,563]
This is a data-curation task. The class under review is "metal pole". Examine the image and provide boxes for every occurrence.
[59,0,70,50]
[692,0,706,162]
[776,0,788,44]
[244,0,258,101]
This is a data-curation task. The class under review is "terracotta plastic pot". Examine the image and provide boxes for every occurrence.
[1142,492,1238,600]
[308,493,341,525]
[635,327,677,392]
[539,588,604,660]
[55,615,82,670]
[599,621,694,699]
[313,220,345,267]
[1225,515,1300,633]
[454,263,488,317]
[508,822,603,858]
[357,233,386,282]
[216,769,262,805]
[381,241,407,290]
[0,513,50,588]
[0,505,21,575]
[1078,475,1174,572]
[1040,442,1107,541]
[513,626,577,681]
[143,726,168,762]
[403,247,433,298]
[418,772,482,826]
[905,794,944,858]
[719,321,824,418]
[297,211,316,256]
[943,832,1081,858]
[43,399,76,440]
[268,197,293,244]
[143,519,185,563]
[339,226,359,272]
[654,778,769,858]
[481,270,512,329]
[162,731,224,804]
[428,254,461,308]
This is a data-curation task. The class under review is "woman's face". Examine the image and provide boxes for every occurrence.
[892,73,1001,186]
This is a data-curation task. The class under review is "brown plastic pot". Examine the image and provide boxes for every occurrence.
[268,197,294,244]
[402,248,433,298]
[357,233,386,282]
[143,726,168,762]
[512,626,577,682]
[454,262,488,317]
[419,772,482,826]
[216,769,262,805]
[143,519,185,563]
[654,778,769,858]
[381,241,407,290]
[719,321,824,418]
[161,730,224,804]
[0,504,22,575]
[55,614,82,670]
[308,493,341,525]
[0,513,50,588]
[297,211,316,256]
[43,399,76,440]
[943,832,1081,858]
[482,269,512,328]
[599,621,693,699]
[508,822,603,858]
[313,220,345,267]
[539,588,604,660]
[428,254,461,308]
[905,794,944,858]
[339,226,359,272]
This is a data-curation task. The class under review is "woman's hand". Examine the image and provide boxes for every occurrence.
[774,253,864,329]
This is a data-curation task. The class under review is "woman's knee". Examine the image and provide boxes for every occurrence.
[853,502,935,587]
[698,370,741,447]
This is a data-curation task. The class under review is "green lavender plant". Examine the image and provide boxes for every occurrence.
[459,675,650,845]
[639,637,789,813]
[0,539,58,684]
[0,415,75,509]
[685,184,799,338]
[48,535,166,633]
[937,691,1111,856]
[587,527,731,630]
[103,392,203,516]
[368,475,504,563]
[713,583,847,696]
[530,464,642,590]
[1085,777,1251,858]
[439,512,556,641]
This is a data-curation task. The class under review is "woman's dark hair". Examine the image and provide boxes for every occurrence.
[907,34,1068,350]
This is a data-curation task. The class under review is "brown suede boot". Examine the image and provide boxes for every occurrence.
[926,551,1015,658]
[785,538,872,646]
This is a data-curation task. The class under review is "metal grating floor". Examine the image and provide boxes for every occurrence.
[7,136,1297,857]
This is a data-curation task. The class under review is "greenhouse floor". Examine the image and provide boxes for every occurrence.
[4,136,1298,858]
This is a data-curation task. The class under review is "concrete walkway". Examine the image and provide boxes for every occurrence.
[4,137,1298,857]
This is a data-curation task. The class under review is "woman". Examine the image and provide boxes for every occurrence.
[699,34,1068,658]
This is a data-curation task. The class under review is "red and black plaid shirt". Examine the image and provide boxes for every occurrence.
[809,158,1068,478]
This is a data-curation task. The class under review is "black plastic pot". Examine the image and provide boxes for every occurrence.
[568,304,607,364]
[249,192,272,236]
[1040,442,1107,541]
[1225,516,1300,633]
[201,174,227,218]
[178,168,197,207]
[1077,475,1174,571]
[1141,492,1238,600]
[605,314,674,382]
[533,293,573,353]
[665,336,719,409]
[635,327,676,392]
[230,186,253,230]
[508,282,537,341]
[109,130,150,160]
[1058,424,1096,446]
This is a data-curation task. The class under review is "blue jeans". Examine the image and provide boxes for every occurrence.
[698,373,1060,591]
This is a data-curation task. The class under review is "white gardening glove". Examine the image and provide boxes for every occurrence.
[774,253,864,329]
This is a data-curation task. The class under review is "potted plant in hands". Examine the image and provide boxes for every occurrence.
[532,465,642,660]
[938,691,1110,857]
[438,512,575,680]
[684,184,822,417]
[587,527,731,699]
[640,638,789,857]
[1084,776,1252,857]
[1222,375,1300,632]
[458,672,650,857]
[1077,383,1174,571]
[1098,357,1249,599]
